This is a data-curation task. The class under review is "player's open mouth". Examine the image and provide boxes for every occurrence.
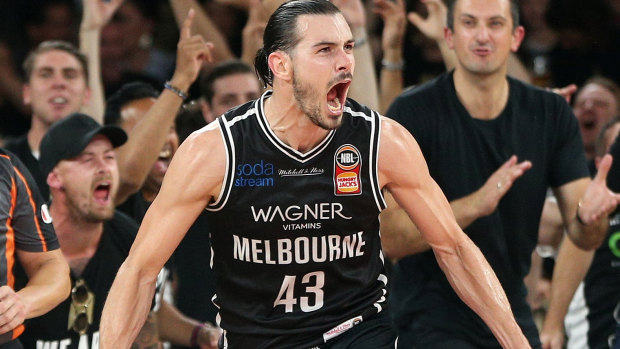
[93,182,111,204]
[327,81,351,114]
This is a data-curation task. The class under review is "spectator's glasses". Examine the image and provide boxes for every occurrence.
[68,279,95,335]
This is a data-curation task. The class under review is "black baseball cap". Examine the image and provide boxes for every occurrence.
[39,113,128,177]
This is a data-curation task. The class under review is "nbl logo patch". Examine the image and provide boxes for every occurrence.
[334,144,362,196]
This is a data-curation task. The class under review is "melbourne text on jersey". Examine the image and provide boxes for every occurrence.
[233,203,364,264]
[233,232,366,264]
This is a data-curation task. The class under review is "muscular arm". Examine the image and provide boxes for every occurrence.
[100,125,226,348]
[16,249,70,319]
[379,117,530,348]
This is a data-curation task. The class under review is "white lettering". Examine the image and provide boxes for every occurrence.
[278,239,292,264]
[320,203,330,219]
[342,234,355,259]
[231,233,365,265]
[312,236,327,262]
[285,205,303,220]
[264,241,276,264]
[251,203,352,222]
[36,338,76,349]
[78,335,89,349]
[355,232,365,256]
[233,235,250,261]
[251,239,263,264]
[91,332,99,349]
[295,237,310,264]
[329,235,341,260]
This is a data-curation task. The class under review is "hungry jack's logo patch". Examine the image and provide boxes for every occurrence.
[334,144,362,196]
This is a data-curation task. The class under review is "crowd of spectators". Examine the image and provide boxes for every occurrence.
[1,0,620,348]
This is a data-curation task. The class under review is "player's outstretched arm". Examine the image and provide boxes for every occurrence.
[378,117,530,349]
[100,124,226,348]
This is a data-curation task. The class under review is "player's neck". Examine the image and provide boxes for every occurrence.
[453,68,509,120]
[264,93,330,153]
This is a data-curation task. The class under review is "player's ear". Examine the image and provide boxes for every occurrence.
[268,51,292,82]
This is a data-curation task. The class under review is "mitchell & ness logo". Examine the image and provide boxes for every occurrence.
[278,167,324,177]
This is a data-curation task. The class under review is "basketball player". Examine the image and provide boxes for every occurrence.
[99,2,530,348]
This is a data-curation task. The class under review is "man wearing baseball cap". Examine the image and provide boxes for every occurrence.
[38,113,128,181]
[22,112,220,347]
[18,112,134,347]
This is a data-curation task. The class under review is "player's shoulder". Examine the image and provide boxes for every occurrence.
[183,119,226,154]
[174,120,228,194]
[221,98,258,122]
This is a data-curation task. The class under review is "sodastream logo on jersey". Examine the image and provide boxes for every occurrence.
[235,160,275,187]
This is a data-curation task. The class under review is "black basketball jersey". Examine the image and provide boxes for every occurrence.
[205,91,388,348]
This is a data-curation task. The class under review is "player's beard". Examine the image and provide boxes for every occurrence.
[293,72,343,131]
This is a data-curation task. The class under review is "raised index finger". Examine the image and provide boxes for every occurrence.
[181,8,195,40]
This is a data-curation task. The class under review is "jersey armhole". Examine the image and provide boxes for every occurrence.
[371,111,387,212]
[206,118,234,212]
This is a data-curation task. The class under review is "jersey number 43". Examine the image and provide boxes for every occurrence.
[274,271,325,313]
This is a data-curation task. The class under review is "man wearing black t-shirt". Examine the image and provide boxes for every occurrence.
[19,114,219,349]
[17,113,135,348]
[383,0,620,348]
